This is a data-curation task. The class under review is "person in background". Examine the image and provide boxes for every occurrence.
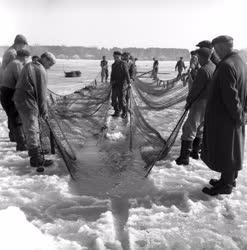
[201,36,247,196]
[176,48,215,165]
[151,58,159,80]
[175,57,186,78]
[196,40,220,66]
[13,52,56,171]
[0,49,30,149]
[110,51,131,119]
[100,56,108,83]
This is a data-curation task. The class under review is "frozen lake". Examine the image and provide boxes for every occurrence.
[0,59,247,250]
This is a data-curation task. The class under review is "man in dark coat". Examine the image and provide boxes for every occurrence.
[1,49,30,150]
[201,36,247,195]
[151,58,159,80]
[176,48,215,165]
[100,56,108,83]
[110,51,131,119]
[175,57,186,78]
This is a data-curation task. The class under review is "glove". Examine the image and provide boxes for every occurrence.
[41,112,49,121]
[185,102,191,111]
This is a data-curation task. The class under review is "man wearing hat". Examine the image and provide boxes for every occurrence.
[13,52,56,171]
[100,56,108,83]
[1,49,30,150]
[0,34,28,89]
[151,58,159,80]
[196,40,220,66]
[110,51,131,118]
[176,47,215,165]
[175,57,186,78]
[1,35,28,71]
[201,35,247,195]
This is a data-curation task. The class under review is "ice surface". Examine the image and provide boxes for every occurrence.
[0,60,247,250]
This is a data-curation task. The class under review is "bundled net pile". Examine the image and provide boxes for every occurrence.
[40,72,188,178]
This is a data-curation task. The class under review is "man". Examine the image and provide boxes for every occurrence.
[201,36,247,196]
[152,58,159,80]
[186,50,200,90]
[100,56,108,83]
[196,40,220,66]
[175,57,186,78]
[122,52,135,81]
[110,51,131,119]
[0,49,30,149]
[176,48,215,165]
[0,34,28,79]
[13,52,56,170]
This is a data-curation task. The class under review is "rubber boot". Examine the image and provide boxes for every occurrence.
[121,107,127,119]
[112,110,120,117]
[175,140,192,165]
[190,137,202,160]
[202,183,233,196]
[14,126,27,151]
[29,147,53,171]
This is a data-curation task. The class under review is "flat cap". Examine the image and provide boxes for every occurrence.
[196,48,212,58]
[212,35,233,45]
[41,52,56,64]
[122,52,130,56]
[14,34,28,45]
[196,40,213,49]
[113,51,122,56]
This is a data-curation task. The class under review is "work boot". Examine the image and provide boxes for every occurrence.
[202,183,233,196]
[16,143,27,152]
[9,131,16,142]
[121,107,127,119]
[190,137,202,160]
[29,147,53,168]
[112,111,120,117]
[175,140,192,165]
[209,178,236,188]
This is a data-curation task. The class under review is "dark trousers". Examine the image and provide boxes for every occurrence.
[220,170,238,186]
[0,87,25,145]
[111,85,128,113]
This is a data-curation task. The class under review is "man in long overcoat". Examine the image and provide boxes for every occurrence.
[201,35,247,195]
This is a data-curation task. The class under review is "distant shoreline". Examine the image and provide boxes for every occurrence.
[0,45,190,61]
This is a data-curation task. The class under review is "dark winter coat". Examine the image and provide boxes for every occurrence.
[110,60,131,88]
[201,52,247,172]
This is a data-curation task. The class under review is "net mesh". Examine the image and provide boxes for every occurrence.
[40,72,187,178]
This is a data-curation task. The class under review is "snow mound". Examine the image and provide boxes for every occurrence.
[0,206,81,250]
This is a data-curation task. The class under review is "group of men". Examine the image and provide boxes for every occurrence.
[176,35,247,196]
[1,34,247,197]
[106,51,136,118]
[0,34,56,172]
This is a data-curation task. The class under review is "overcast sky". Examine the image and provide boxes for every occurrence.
[0,0,246,50]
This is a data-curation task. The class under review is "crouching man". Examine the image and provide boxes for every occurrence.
[176,48,215,165]
[13,52,56,169]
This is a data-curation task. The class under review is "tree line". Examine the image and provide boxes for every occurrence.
[0,46,190,61]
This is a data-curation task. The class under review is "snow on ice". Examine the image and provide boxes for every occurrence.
[0,60,246,250]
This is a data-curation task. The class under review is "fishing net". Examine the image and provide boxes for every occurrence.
[40,73,187,178]
[133,78,188,110]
